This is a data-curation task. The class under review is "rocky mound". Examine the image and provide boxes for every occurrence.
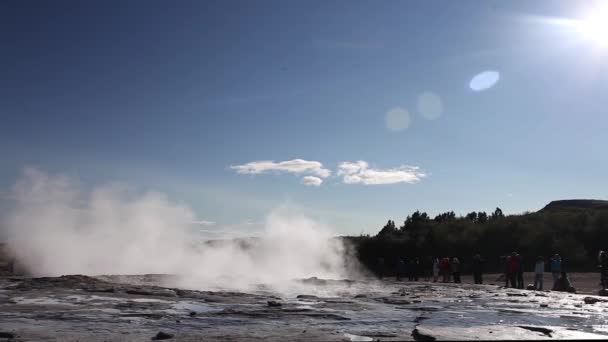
[540,199,608,212]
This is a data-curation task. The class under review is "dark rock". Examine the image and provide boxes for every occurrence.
[0,332,15,339]
[507,292,527,297]
[189,311,197,317]
[381,297,411,305]
[411,327,436,341]
[296,295,318,300]
[267,300,282,307]
[517,326,552,337]
[540,304,548,308]
[584,297,605,304]
[126,288,177,297]
[354,294,367,298]
[152,331,174,340]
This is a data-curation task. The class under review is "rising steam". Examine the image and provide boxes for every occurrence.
[1,168,361,293]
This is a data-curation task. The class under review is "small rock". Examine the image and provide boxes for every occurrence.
[526,284,535,290]
[189,311,197,317]
[354,294,367,298]
[507,292,527,297]
[152,331,174,340]
[584,297,602,304]
[296,295,318,300]
[411,327,436,341]
[267,300,282,307]
[540,303,548,308]
[517,326,552,337]
[0,332,15,339]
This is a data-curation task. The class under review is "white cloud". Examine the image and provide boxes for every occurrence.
[230,159,331,186]
[337,160,425,185]
[385,107,411,131]
[301,176,323,187]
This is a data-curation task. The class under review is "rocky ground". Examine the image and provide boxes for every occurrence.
[2,274,608,341]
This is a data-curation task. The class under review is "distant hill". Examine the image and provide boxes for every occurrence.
[540,199,608,212]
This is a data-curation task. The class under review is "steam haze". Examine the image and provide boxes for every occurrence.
[2,168,359,293]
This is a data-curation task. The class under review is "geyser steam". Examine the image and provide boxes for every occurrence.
[1,168,358,292]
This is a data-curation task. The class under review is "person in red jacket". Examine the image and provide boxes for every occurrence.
[440,257,451,283]
[507,252,519,288]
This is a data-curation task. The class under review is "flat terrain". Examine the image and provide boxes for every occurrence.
[2,274,608,341]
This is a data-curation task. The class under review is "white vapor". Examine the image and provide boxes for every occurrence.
[337,160,425,185]
[301,176,323,187]
[230,159,331,178]
[1,168,360,294]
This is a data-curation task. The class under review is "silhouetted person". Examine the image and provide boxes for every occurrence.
[553,271,575,293]
[452,257,461,283]
[472,254,484,284]
[534,256,545,290]
[501,256,510,287]
[396,257,406,281]
[507,252,519,288]
[599,251,608,289]
[516,253,524,289]
[408,258,416,281]
[413,258,420,281]
[551,254,562,289]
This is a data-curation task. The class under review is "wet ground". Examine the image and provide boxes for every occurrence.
[2,274,608,341]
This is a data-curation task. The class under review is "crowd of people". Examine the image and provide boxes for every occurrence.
[376,251,608,293]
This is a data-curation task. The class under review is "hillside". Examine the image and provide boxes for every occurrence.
[540,199,608,212]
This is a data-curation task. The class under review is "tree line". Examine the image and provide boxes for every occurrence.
[346,203,608,275]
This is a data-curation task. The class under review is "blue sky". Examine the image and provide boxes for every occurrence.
[1,0,608,235]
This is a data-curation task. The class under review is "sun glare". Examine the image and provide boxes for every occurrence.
[578,7,608,47]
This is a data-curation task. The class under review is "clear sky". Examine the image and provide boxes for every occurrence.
[1,0,607,235]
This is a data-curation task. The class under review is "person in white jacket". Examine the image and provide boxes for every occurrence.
[534,256,545,290]
[432,257,439,282]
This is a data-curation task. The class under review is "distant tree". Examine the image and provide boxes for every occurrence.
[378,220,397,237]
[362,202,608,274]
[465,211,478,222]
[401,211,430,231]
[434,211,456,222]
[477,211,488,223]
[491,207,504,220]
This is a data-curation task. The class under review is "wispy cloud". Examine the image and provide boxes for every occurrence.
[230,159,331,182]
[337,161,425,185]
[191,220,216,226]
[301,176,323,187]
